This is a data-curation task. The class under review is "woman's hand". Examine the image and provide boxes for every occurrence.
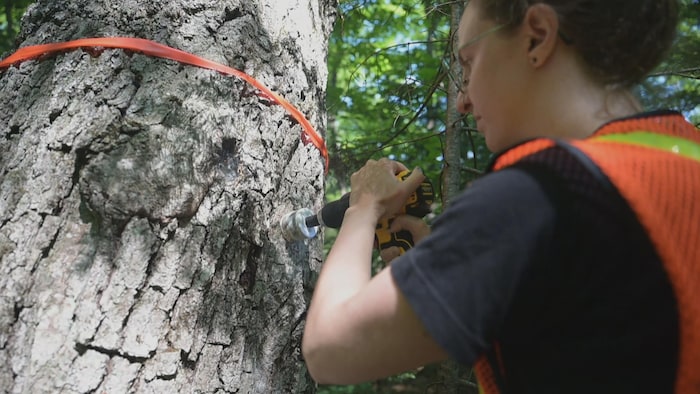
[380,215,432,264]
[349,158,425,221]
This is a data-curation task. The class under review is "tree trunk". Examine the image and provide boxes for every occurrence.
[440,1,464,208]
[0,0,335,392]
[4,0,12,32]
[437,3,479,393]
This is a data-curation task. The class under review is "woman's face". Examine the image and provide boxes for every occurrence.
[456,2,532,152]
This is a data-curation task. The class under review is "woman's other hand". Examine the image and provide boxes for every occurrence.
[380,215,432,264]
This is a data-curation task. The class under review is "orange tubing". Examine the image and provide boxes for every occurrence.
[0,37,329,172]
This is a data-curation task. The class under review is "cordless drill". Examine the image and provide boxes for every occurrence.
[282,170,434,254]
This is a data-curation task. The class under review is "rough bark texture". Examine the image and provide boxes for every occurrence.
[438,3,474,391]
[0,0,335,392]
[441,2,464,208]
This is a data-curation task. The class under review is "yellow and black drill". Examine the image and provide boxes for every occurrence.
[281,170,434,254]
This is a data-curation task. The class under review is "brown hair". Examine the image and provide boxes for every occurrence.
[473,0,679,87]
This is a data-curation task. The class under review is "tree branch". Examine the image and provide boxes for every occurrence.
[648,67,700,79]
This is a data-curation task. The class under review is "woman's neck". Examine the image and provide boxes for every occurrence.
[528,72,643,141]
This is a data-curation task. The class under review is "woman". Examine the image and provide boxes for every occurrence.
[302,0,699,392]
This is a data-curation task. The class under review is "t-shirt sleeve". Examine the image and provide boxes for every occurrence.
[390,167,557,365]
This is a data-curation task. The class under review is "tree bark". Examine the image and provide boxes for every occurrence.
[0,0,335,392]
[440,1,464,208]
[437,3,479,393]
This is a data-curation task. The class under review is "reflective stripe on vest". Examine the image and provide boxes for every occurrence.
[592,131,700,163]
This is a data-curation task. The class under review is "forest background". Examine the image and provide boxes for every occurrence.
[2,0,699,392]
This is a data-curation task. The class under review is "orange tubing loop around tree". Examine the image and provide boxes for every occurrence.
[0,36,329,173]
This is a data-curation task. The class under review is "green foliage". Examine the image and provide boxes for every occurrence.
[0,0,34,55]
[318,371,420,394]
[639,0,700,124]
[327,0,700,193]
[327,0,459,190]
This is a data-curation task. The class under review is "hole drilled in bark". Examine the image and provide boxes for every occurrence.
[72,147,92,186]
[218,138,239,181]
[49,109,62,124]
[224,6,242,22]
[7,125,20,138]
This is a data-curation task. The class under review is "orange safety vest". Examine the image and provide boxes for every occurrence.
[474,112,700,394]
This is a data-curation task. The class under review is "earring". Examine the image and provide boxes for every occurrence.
[531,57,538,64]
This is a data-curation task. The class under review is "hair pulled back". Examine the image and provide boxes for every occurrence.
[474,0,679,87]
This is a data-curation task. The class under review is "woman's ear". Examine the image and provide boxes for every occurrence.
[522,3,560,67]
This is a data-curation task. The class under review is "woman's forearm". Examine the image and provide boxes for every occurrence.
[302,162,442,383]
[307,205,378,317]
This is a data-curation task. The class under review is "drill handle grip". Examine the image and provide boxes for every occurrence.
[374,218,418,255]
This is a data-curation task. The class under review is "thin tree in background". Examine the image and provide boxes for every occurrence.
[441,1,465,207]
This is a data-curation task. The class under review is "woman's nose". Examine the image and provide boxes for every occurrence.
[456,90,472,114]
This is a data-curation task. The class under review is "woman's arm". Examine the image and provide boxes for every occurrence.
[302,159,447,384]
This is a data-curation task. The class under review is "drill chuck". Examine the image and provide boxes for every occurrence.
[280,208,318,241]
[280,194,350,241]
